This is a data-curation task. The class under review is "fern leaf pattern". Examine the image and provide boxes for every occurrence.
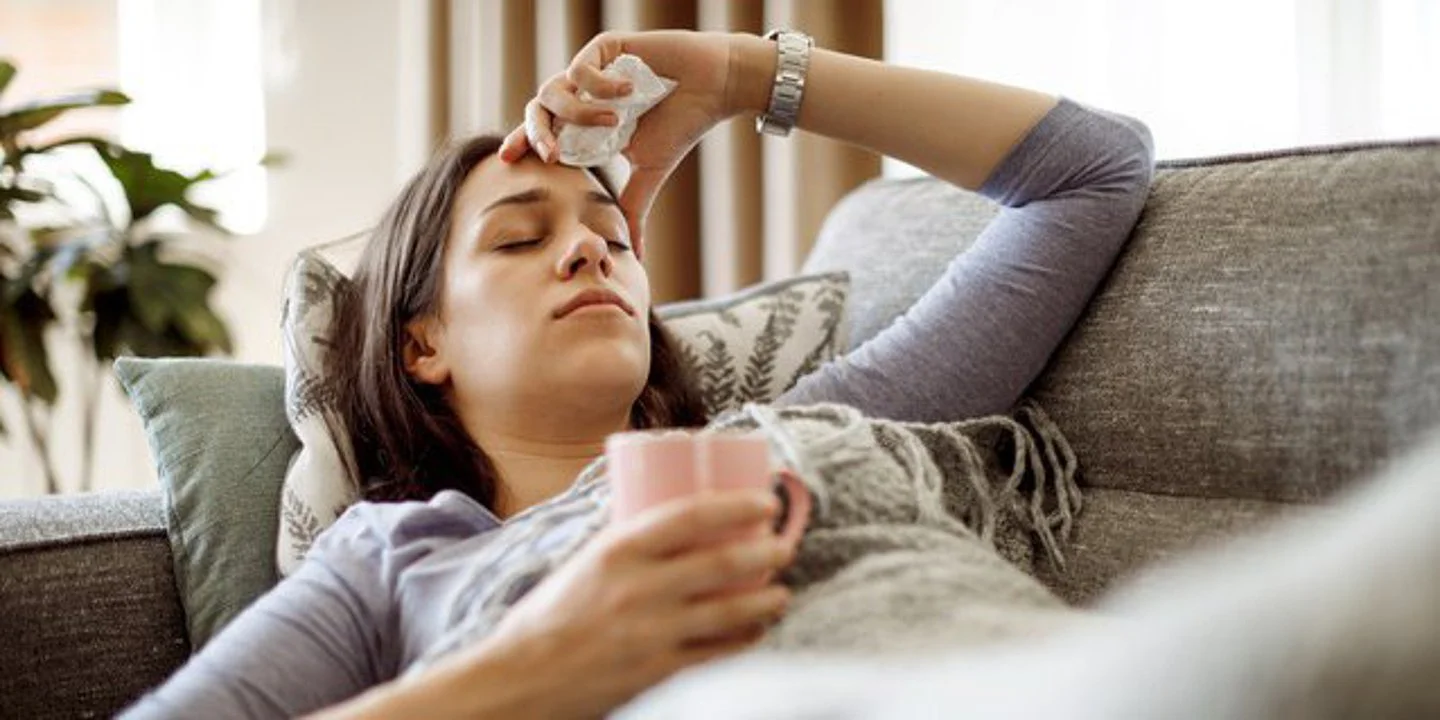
[787,279,849,387]
[717,308,742,329]
[298,259,344,314]
[674,335,704,376]
[739,286,804,403]
[282,486,323,563]
[697,329,738,414]
[289,367,337,423]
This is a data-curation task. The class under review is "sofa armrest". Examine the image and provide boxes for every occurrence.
[0,489,190,719]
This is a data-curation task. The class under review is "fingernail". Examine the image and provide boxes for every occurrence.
[601,112,620,126]
[539,140,554,162]
[617,81,633,94]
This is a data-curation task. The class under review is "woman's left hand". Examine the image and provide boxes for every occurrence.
[499,30,764,256]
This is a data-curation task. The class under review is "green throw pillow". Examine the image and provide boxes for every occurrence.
[115,357,297,650]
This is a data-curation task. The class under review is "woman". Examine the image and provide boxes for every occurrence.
[124,29,1153,718]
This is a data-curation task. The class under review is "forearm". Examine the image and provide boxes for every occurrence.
[729,33,1058,191]
[777,97,1155,421]
[308,638,542,720]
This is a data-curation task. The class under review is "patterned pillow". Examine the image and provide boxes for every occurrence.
[276,253,355,574]
[277,250,849,575]
[657,274,849,418]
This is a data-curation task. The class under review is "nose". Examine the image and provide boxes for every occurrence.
[556,230,613,280]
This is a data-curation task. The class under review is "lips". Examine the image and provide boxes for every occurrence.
[553,287,636,319]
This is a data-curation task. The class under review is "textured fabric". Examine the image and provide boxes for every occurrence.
[657,272,850,416]
[1031,487,1324,606]
[0,493,188,720]
[275,264,849,576]
[806,137,1440,502]
[781,96,1155,422]
[802,179,998,350]
[115,358,298,650]
[409,400,1080,673]
[618,426,1440,720]
[716,402,1083,654]
[275,251,355,578]
[0,488,164,550]
[1030,139,1440,502]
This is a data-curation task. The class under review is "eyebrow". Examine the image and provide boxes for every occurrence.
[481,187,619,215]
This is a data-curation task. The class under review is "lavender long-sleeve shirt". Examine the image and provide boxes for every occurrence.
[123,96,1155,718]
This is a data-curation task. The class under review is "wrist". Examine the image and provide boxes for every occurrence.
[726,32,778,118]
[356,635,543,720]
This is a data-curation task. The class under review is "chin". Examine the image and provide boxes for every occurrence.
[552,340,650,394]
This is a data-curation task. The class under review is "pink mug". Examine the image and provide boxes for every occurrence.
[606,430,812,589]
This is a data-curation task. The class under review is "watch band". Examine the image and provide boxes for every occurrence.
[755,29,813,137]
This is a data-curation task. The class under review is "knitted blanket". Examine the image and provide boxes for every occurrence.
[615,427,1440,720]
[409,400,1086,673]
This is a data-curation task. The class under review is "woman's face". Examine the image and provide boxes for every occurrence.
[406,154,651,425]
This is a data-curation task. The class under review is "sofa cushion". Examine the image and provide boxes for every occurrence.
[804,139,1440,507]
[1032,139,1440,502]
[1030,486,1327,606]
[802,178,996,350]
[115,358,297,651]
[0,490,188,719]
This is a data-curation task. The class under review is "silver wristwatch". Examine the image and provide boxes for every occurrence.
[755,29,813,137]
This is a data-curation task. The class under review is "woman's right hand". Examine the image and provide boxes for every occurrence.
[499,30,771,256]
[461,490,797,719]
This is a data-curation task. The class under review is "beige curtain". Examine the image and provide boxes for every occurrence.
[440,0,883,303]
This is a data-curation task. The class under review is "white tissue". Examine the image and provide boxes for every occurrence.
[555,54,677,168]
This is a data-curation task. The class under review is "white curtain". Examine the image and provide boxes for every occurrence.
[883,0,1440,166]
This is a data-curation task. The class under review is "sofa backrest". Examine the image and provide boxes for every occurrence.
[804,138,1440,505]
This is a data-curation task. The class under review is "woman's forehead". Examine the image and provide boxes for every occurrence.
[461,154,611,211]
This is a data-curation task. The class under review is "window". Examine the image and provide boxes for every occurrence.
[0,0,267,232]
[884,0,1440,173]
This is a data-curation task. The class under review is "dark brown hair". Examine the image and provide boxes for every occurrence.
[326,135,706,506]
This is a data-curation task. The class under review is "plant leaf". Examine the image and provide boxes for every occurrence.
[123,243,173,332]
[107,243,228,358]
[175,300,232,354]
[89,286,128,361]
[0,60,16,100]
[0,90,130,136]
[0,183,46,204]
[259,150,289,168]
[177,199,227,234]
[95,144,222,228]
[21,134,111,157]
[0,286,58,403]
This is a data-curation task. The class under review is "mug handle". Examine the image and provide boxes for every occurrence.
[771,469,813,549]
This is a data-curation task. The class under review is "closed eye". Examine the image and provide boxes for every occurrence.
[498,239,543,251]
[607,240,632,253]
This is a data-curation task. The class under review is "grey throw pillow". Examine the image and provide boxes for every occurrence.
[114,357,299,650]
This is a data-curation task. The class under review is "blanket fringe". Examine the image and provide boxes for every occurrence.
[718,399,1083,573]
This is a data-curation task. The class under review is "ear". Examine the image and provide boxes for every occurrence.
[403,316,450,385]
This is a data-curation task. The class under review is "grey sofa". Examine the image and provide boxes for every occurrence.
[3,137,1437,719]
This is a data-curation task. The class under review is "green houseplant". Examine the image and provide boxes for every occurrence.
[0,58,240,493]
